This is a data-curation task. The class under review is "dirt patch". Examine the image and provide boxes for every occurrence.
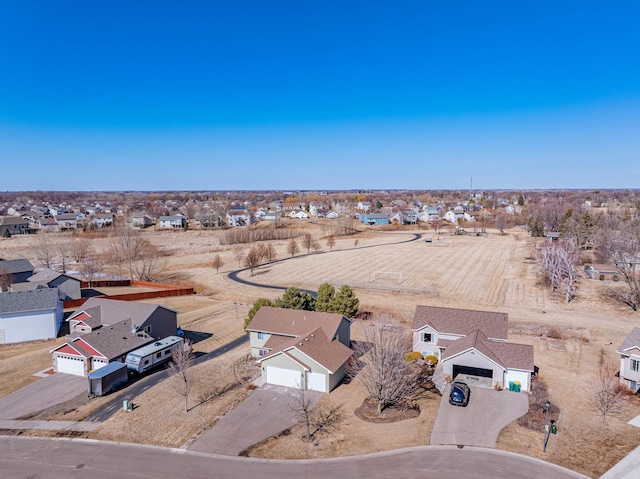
[354,398,420,423]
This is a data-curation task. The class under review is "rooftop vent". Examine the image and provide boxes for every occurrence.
[298,342,303,346]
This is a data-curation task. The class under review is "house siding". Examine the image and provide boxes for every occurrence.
[335,318,351,347]
[140,308,178,340]
[0,308,61,344]
[249,331,271,357]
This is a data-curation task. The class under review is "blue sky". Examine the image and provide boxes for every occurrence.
[1,2,639,191]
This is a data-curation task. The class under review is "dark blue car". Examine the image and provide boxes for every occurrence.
[449,381,470,407]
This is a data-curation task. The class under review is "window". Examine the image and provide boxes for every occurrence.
[422,332,432,343]
[144,359,149,365]
[257,332,266,340]
[631,359,640,372]
[259,349,268,357]
[164,349,171,355]
[156,352,162,359]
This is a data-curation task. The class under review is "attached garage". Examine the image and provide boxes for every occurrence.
[55,355,85,376]
[307,371,328,393]
[453,365,494,379]
[91,359,109,371]
[265,366,303,389]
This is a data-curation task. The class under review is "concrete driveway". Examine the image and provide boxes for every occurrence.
[0,373,87,420]
[189,384,322,456]
[430,383,529,448]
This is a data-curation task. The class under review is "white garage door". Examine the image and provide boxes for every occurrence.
[92,359,108,371]
[56,356,85,376]
[307,372,327,392]
[266,367,301,389]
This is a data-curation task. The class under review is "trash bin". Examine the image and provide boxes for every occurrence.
[123,399,129,412]
[514,381,521,393]
[509,381,514,391]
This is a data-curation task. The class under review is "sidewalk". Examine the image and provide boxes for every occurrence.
[0,419,101,432]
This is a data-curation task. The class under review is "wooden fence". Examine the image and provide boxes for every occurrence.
[64,280,194,309]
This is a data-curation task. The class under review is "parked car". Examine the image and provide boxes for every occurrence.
[449,381,470,407]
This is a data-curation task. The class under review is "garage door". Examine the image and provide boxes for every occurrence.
[307,372,327,392]
[453,365,493,379]
[92,359,108,371]
[266,367,302,389]
[56,356,85,376]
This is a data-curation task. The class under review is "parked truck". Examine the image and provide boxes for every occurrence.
[125,336,184,374]
[88,361,129,397]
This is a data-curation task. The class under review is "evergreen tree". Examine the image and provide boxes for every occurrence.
[275,287,316,311]
[244,298,273,332]
[315,283,335,312]
[330,285,359,318]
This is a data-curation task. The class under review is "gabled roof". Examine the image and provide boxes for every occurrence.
[617,327,640,354]
[67,297,175,329]
[442,329,534,371]
[0,288,60,314]
[0,216,28,226]
[247,306,349,340]
[412,305,508,341]
[0,258,35,275]
[9,282,49,293]
[66,318,154,360]
[260,327,353,372]
[28,268,81,284]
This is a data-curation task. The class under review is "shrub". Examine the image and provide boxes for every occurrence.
[404,351,423,362]
[424,355,438,366]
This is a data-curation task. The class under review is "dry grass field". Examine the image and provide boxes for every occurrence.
[2,223,640,477]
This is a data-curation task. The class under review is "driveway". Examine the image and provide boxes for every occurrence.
[0,373,87,419]
[189,384,322,455]
[430,383,529,448]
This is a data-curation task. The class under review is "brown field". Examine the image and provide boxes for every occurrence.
[2,224,640,477]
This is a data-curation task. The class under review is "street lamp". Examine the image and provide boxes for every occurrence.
[543,400,551,452]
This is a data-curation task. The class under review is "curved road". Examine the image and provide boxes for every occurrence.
[227,232,423,295]
[0,436,588,479]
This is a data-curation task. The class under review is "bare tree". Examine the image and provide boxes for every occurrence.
[312,240,321,252]
[34,234,56,269]
[167,340,195,413]
[287,239,300,257]
[0,265,14,292]
[244,246,261,275]
[70,237,92,264]
[536,240,580,303]
[79,255,101,287]
[495,214,507,234]
[587,356,624,423]
[601,219,640,311]
[348,315,417,415]
[132,240,166,281]
[264,243,277,263]
[302,233,313,253]
[234,247,245,268]
[326,235,335,251]
[212,253,223,273]
[56,238,72,273]
[108,226,147,279]
[289,388,343,441]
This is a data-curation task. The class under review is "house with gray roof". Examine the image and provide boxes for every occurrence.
[412,305,534,391]
[246,306,353,393]
[27,268,82,300]
[50,297,179,376]
[617,327,640,392]
[0,258,35,283]
[0,288,63,344]
[0,215,33,235]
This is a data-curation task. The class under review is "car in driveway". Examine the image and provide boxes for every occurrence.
[449,381,470,407]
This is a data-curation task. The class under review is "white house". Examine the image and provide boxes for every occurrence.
[617,328,640,392]
[246,307,353,392]
[0,288,63,344]
[159,215,187,229]
[411,305,534,391]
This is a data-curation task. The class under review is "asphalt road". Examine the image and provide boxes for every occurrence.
[0,436,589,479]
[227,232,424,296]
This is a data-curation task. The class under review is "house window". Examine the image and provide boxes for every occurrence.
[422,332,432,343]
[259,349,268,357]
[631,359,640,372]
[257,332,266,340]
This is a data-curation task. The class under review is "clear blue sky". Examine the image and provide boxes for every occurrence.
[1,2,639,191]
